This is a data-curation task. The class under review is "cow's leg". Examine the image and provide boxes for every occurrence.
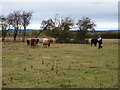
[36,41,38,46]
[43,44,47,48]
[43,44,45,47]
[94,43,97,46]
[96,42,97,46]
[31,43,34,48]
[37,43,38,46]
[91,42,93,46]
[33,42,36,47]
[48,43,50,47]
[31,43,32,48]
[27,40,30,45]
[33,44,35,48]
[28,41,30,45]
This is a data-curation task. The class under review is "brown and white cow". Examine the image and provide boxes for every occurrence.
[42,38,54,48]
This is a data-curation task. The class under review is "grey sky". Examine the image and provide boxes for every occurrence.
[1,1,118,30]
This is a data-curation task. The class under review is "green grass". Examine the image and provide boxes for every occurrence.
[2,39,118,88]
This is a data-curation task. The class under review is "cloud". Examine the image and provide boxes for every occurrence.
[1,2,118,30]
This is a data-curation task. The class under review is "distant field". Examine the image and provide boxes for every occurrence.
[2,39,118,88]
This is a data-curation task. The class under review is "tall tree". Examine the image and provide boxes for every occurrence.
[21,11,32,42]
[59,17,74,31]
[56,16,74,43]
[0,15,8,42]
[7,10,22,41]
[77,17,96,31]
[76,17,96,43]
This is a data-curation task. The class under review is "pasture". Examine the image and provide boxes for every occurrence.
[2,39,118,88]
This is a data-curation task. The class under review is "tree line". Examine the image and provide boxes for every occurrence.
[35,14,96,43]
[87,32,120,39]
[1,10,118,43]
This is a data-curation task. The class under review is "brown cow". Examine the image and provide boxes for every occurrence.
[30,38,37,48]
[42,38,54,48]
[27,38,39,47]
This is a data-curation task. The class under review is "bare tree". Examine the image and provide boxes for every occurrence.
[21,11,32,42]
[59,16,74,31]
[7,10,22,41]
[41,18,55,30]
[35,18,55,38]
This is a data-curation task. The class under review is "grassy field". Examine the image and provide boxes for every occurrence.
[2,39,118,88]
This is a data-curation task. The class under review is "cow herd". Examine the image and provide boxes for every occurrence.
[27,36,103,49]
[26,38,54,48]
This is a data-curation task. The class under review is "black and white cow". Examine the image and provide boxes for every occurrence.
[91,37,103,49]
[91,38,98,46]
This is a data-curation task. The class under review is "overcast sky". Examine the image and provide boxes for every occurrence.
[1,0,118,30]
